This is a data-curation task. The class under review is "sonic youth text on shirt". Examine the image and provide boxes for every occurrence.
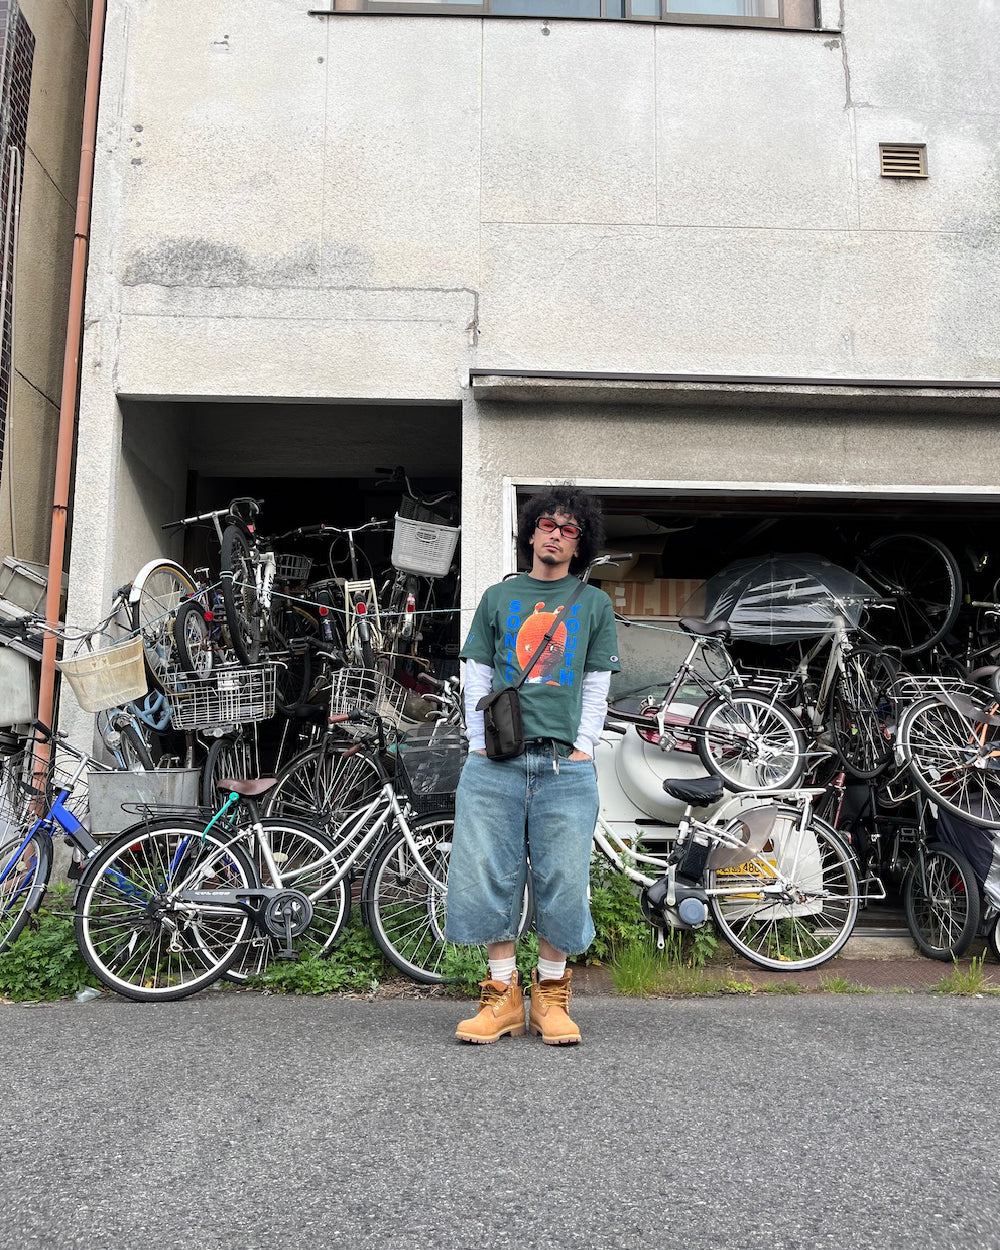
[504,598,582,687]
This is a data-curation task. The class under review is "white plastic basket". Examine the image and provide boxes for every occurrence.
[57,637,148,713]
[164,663,278,730]
[391,514,460,578]
[329,666,408,737]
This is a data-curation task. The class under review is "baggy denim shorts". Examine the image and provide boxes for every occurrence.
[444,744,598,956]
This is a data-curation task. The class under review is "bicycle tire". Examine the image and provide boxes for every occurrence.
[131,563,197,689]
[695,692,807,792]
[173,599,214,676]
[74,820,258,1002]
[856,532,962,657]
[903,841,981,960]
[361,814,533,984]
[117,724,155,772]
[709,810,859,971]
[220,526,261,666]
[223,817,350,983]
[263,741,384,841]
[269,603,318,715]
[0,831,52,954]
[202,733,255,809]
[830,644,898,780]
[898,694,1000,829]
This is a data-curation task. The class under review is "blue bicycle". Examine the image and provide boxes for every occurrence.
[0,723,107,953]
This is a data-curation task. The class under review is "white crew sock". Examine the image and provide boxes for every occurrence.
[536,957,566,982]
[488,956,517,985]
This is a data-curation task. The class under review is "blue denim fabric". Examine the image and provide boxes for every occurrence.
[444,744,598,956]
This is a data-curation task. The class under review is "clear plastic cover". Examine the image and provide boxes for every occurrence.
[694,554,879,645]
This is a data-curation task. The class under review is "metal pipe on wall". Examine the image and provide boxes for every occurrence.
[33,0,107,782]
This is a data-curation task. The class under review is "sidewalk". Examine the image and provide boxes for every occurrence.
[563,929,1000,996]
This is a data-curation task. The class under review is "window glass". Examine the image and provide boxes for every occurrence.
[491,0,602,14]
[665,0,780,14]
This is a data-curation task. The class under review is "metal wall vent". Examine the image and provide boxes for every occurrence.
[879,143,928,178]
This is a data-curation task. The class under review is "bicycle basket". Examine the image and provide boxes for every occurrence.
[329,666,408,737]
[275,553,313,583]
[391,514,460,579]
[164,662,278,730]
[57,636,148,713]
[394,722,466,813]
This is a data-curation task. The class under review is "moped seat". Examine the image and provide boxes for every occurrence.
[678,616,731,640]
[661,775,725,806]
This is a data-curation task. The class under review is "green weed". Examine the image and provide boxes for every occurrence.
[819,975,873,994]
[251,914,388,995]
[0,886,98,1002]
[932,953,997,996]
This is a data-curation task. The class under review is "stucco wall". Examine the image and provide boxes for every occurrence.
[0,0,87,566]
[70,0,1000,628]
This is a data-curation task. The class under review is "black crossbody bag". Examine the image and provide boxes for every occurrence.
[476,578,589,761]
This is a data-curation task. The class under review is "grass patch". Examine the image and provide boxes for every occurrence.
[250,914,388,995]
[609,929,757,997]
[819,975,874,994]
[931,954,998,996]
[0,885,99,1002]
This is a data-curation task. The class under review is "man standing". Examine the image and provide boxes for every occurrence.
[446,488,620,1044]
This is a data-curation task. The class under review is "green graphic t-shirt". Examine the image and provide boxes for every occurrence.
[460,573,621,747]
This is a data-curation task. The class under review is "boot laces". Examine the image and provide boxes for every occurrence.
[479,980,510,1007]
[537,982,570,1009]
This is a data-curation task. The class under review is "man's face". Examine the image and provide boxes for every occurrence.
[530,510,581,572]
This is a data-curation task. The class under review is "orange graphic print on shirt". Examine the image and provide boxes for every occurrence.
[516,602,567,685]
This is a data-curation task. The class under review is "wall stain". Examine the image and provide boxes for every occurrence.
[122,237,322,287]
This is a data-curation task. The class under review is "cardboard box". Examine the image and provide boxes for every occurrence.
[600,578,705,619]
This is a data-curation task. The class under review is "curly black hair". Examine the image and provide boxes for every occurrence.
[516,488,605,575]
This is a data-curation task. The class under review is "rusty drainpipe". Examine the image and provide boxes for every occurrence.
[32,0,108,791]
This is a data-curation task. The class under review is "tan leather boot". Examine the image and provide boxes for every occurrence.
[529,968,581,1045]
[454,970,525,1044]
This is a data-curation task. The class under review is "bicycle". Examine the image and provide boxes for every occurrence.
[0,723,109,954]
[621,615,808,793]
[854,532,963,658]
[74,708,509,995]
[375,466,461,673]
[591,761,862,971]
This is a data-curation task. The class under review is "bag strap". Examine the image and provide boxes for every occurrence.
[510,576,590,690]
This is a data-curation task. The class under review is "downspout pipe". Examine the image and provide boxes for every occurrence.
[34,0,108,784]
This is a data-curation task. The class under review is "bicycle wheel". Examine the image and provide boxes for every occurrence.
[899,694,1000,828]
[74,821,258,1002]
[830,644,898,780]
[223,818,350,983]
[131,563,197,689]
[0,831,51,954]
[709,810,859,971]
[117,724,155,771]
[856,533,962,657]
[202,733,256,808]
[173,599,214,676]
[695,693,807,792]
[220,527,261,666]
[263,741,384,841]
[269,603,318,715]
[362,815,533,984]
[903,841,981,960]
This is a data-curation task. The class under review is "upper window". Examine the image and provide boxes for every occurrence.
[355,0,817,25]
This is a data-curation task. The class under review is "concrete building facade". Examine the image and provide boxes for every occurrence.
[70,0,1000,681]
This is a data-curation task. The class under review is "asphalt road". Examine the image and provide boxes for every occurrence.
[2,990,998,1250]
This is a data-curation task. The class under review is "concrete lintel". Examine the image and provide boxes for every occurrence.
[470,372,1000,414]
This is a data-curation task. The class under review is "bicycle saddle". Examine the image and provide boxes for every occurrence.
[661,775,725,806]
[678,617,731,640]
[215,777,278,796]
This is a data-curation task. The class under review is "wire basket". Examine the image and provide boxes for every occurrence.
[393,722,466,814]
[275,553,314,583]
[57,636,149,713]
[164,663,278,730]
[391,514,460,579]
[329,666,408,737]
